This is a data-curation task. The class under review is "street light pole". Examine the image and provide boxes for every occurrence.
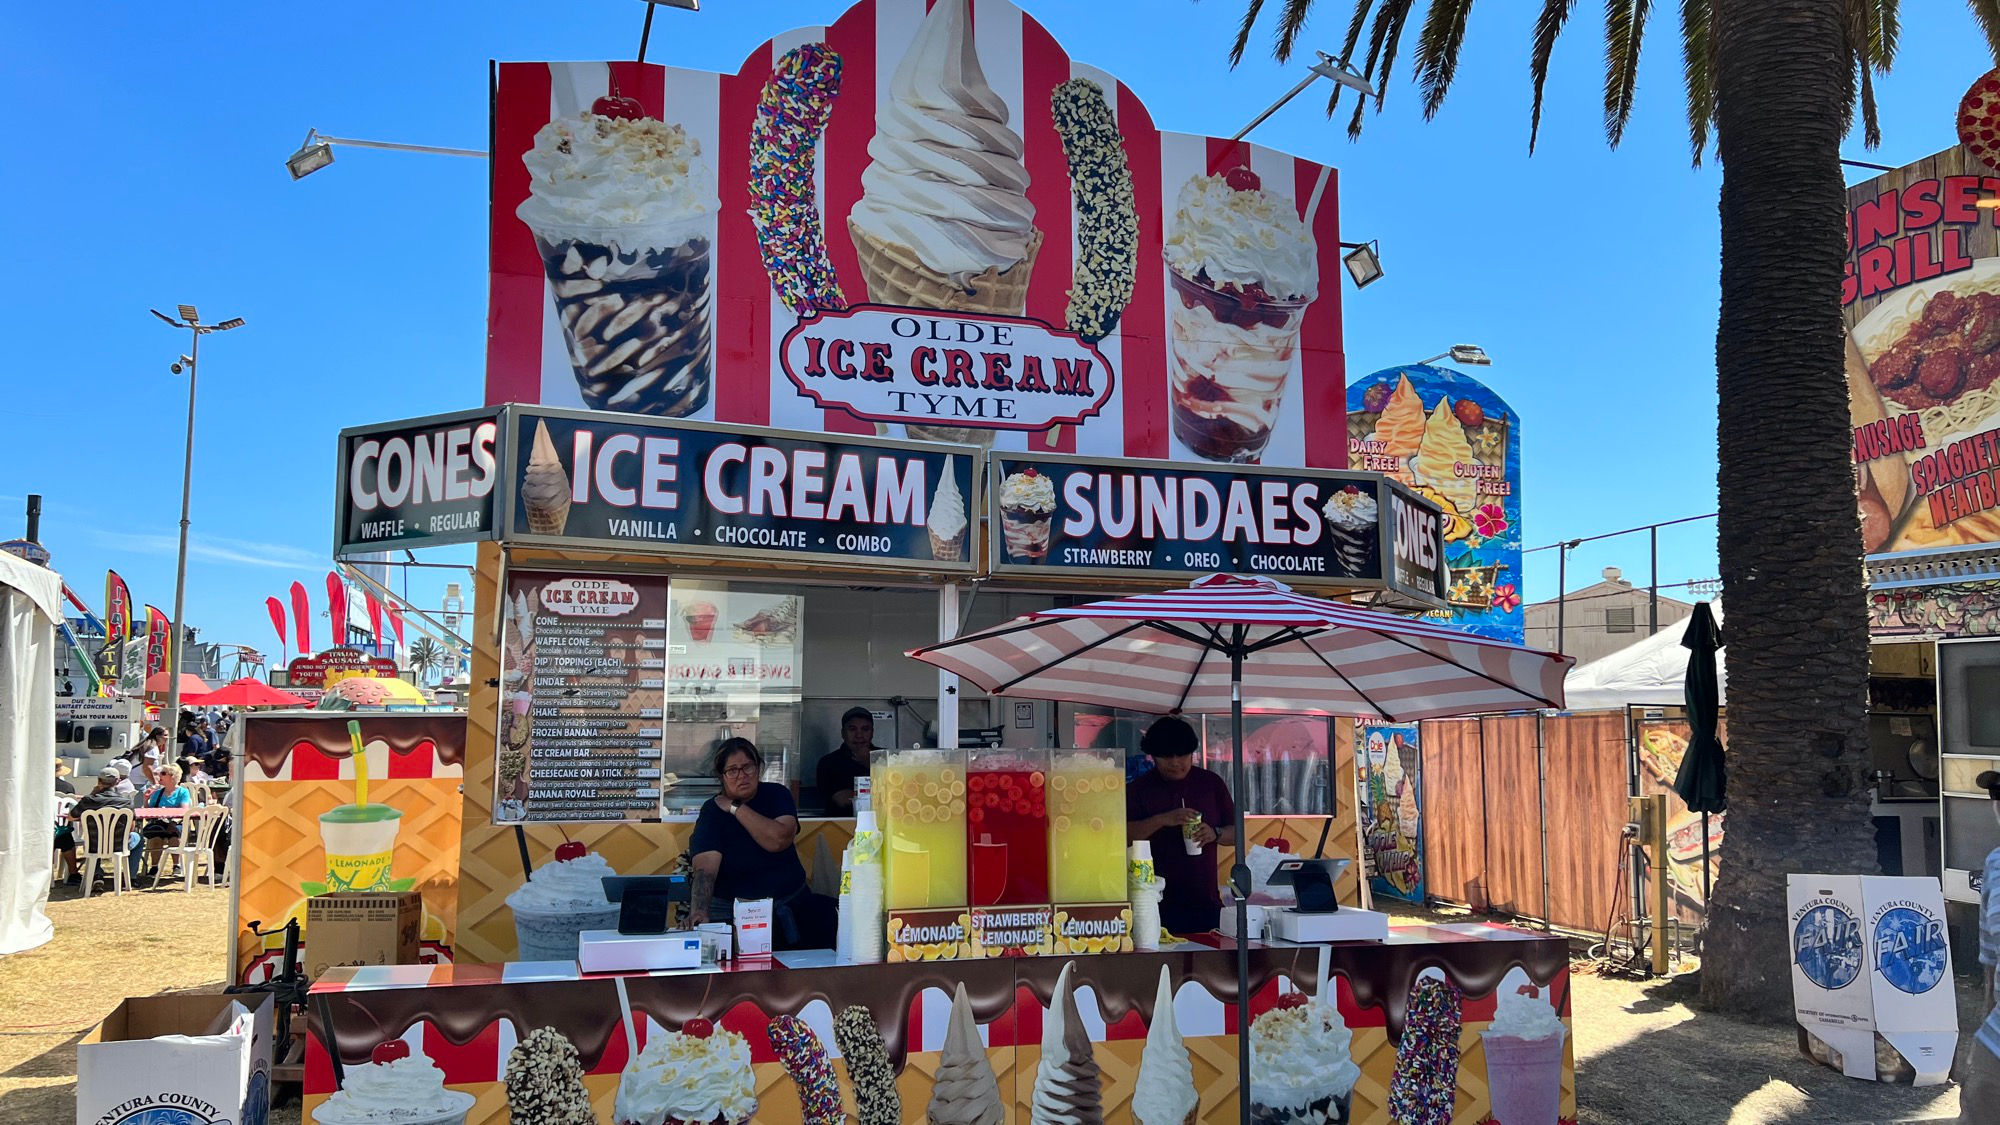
[150,306,244,733]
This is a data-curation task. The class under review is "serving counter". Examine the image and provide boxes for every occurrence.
[305,924,1574,1125]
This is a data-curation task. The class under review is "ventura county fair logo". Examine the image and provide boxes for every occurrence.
[1870,900,1949,995]
[1792,897,1864,990]
[780,309,1114,432]
[96,1096,231,1125]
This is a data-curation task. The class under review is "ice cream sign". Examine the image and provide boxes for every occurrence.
[780,308,1113,433]
[987,450,1448,606]
[504,406,981,573]
[486,0,1351,469]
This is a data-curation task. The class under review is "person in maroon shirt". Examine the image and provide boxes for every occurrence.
[1125,716,1236,935]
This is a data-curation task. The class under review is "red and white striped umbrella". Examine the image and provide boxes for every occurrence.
[909,573,1572,722]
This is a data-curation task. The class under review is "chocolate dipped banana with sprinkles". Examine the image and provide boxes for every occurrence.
[752,42,846,315]
[832,1005,901,1125]
[1051,78,1138,343]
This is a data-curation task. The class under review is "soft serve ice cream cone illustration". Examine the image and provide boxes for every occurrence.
[847,0,1040,445]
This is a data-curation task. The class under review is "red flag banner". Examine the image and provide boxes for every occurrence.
[290,580,312,656]
[383,601,406,649]
[326,572,349,651]
[365,591,384,646]
[104,570,131,644]
[265,596,288,651]
[144,605,170,679]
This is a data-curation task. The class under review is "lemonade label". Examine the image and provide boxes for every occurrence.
[324,850,395,892]
[969,905,1054,957]
[887,908,971,962]
[1051,903,1134,955]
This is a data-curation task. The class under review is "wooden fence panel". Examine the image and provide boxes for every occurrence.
[1540,712,1633,935]
[1479,716,1546,917]
[1419,718,1488,909]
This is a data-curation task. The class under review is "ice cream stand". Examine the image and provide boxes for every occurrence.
[293,2,1582,1122]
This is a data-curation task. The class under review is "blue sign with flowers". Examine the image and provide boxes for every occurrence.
[1346,364,1524,644]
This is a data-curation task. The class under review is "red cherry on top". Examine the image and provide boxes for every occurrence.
[1022,467,1038,478]
[1273,992,1308,1011]
[371,1040,412,1065]
[554,841,588,863]
[591,95,646,121]
[1342,484,1363,495]
[1224,167,1262,192]
[683,1017,715,1039]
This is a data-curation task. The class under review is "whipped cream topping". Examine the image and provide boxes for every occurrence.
[506,851,615,913]
[849,0,1036,281]
[1132,966,1197,1125]
[929,457,969,540]
[1000,471,1056,513]
[1164,174,1318,300]
[1249,994,1362,1109]
[1321,487,1379,531]
[614,1028,757,1125]
[518,112,716,234]
[315,1053,470,1123]
[1488,987,1567,1041]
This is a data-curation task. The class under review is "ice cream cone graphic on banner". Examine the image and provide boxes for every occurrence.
[847,0,1040,445]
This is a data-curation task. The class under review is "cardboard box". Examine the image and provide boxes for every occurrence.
[78,993,272,1125]
[1788,874,1959,1085]
[305,891,421,980]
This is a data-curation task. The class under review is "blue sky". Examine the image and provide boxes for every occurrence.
[3,0,1992,658]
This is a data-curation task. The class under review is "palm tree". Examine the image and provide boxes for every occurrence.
[1229,0,1996,1015]
[406,637,448,685]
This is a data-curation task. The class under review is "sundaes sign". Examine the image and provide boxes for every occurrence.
[780,308,1113,432]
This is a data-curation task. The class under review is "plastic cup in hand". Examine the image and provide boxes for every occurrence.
[1182,810,1204,856]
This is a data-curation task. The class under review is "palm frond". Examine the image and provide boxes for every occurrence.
[1415,0,1479,120]
[1228,0,1270,67]
[1370,0,1419,116]
[1602,0,1652,148]
[1847,0,1881,148]
[1870,0,1899,68]
[1528,0,1580,154]
[1678,0,1716,165]
[1274,0,1317,63]
[1327,0,1381,114]
[1969,0,2000,65]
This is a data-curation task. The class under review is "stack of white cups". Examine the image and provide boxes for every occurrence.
[1129,841,1164,951]
[840,810,887,963]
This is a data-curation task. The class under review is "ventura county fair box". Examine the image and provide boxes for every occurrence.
[77,992,272,1125]
[1787,874,1959,1085]
[305,891,421,979]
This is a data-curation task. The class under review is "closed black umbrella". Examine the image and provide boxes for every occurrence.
[1672,601,1726,900]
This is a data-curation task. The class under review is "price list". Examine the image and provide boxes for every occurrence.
[498,571,671,823]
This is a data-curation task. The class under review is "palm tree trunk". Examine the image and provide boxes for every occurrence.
[1702,0,1879,1016]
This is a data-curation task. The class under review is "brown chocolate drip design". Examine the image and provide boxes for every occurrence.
[317,936,1569,1070]
[243,715,466,777]
[1333,937,1571,1041]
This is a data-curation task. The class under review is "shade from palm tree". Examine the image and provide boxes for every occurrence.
[1226,0,1993,1015]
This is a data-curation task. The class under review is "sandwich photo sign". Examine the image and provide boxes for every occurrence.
[487,0,1351,471]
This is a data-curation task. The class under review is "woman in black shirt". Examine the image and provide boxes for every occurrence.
[687,739,835,949]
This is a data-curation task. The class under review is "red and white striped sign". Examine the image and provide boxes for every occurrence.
[488,0,1347,469]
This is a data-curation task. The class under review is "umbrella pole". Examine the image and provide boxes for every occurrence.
[1701,811,1712,903]
[1230,637,1252,1124]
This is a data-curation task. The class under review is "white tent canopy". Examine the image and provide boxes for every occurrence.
[1562,602,1726,712]
[0,549,60,955]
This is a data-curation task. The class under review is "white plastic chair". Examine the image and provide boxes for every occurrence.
[77,807,134,898]
[155,806,229,891]
[189,782,212,806]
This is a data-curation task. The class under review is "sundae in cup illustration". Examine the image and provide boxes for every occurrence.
[1164,169,1318,463]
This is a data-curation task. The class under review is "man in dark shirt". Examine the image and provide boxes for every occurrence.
[689,738,834,949]
[1126,716,1236,935]
[56,768,133,884]
[815,707,880,816]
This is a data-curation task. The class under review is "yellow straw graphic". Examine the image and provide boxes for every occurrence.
[348,720,369,807]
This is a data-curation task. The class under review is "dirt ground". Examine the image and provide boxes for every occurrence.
[0,890,1980,1124]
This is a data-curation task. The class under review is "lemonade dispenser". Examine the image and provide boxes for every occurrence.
[1048,747,1127,903]
[874,746,968,909]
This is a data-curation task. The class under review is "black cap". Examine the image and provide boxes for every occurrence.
[1978,770,2000,798]
[841,706,874,725]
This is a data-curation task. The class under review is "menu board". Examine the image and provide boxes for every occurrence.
[496,571,670,823]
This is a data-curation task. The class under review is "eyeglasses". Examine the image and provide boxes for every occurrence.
[721,764,758,778]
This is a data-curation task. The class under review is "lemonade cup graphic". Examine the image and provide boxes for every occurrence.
[319,803,403,892]
[316,721,403,893]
